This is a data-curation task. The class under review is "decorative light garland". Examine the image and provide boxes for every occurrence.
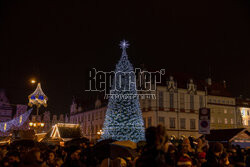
[0,109,32,132]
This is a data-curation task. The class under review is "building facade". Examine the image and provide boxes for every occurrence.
[69,77,243,140]
[206,79,242,129]
[236,98,250,127]
[70,99,107,140]
[0,90,13,122]
[140,77,205,138]
[207,95,237,129]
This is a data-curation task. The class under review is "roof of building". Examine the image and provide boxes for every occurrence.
[204,128,248,142]
[236,97,250,107]
[142,69,233,97]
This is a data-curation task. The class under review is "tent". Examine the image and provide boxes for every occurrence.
[203,128,250,148]
[41,123,81,145]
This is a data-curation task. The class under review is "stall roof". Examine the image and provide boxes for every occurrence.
[204,128,249,142]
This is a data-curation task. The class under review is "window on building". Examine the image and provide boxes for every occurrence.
[190,119,196,129]
[190,95,194,110]
[170,93,174,109]
[218,100,220,103]
[244,120,247,125]
[148,117,152,127]
[211,117,214,123]
[180,93,185,109]
[88,126,90,135]
[159,117,165,126]
[91,125,94,133]
[148,98,151,109]
[96,112,98,120]
[231,119,233,124]
[199,95,203,108]
[159,91,164,109]
[248,110,250,116]
[224,109,227,114]
[225,118,228,124]
[170,118,175,128]
[180,118,186,129]
[100,111,102,119]
[242,109,245,116]
[218,119,221,124]
[209,99,212,103]
[248,120,250,125]
[142,99,146,108]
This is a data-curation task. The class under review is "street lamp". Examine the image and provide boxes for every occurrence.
[28,83,48,116]
[30,79,36,84]
[29,121,45,128]
[28,83,48,132]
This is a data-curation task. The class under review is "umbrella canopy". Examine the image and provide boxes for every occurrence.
[112,140,137,149]
[109,144,138,159]
[93,142,138,161]
[65,137,89,147]
[95,139,116,148]
[92,139,116,161]
[11,139,36,148]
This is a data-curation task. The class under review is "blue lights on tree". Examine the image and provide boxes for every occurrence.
[101,40,145,142]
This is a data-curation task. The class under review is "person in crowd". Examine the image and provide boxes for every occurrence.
[19,148,47,167]
[136,126,167,167]
[202,142,224,167]
[45,151,57,167]
[219,152,230,167]
[62,146,86,167]
[7,151,20,167]
[177,138,193,167]
[197,152,206,167]
[165,144,177,167]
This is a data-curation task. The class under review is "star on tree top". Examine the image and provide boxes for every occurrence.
[119,40,129,50]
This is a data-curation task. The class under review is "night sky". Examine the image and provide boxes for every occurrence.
[0,0,250,114]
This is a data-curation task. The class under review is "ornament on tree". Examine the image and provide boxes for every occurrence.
[101,40,145,142]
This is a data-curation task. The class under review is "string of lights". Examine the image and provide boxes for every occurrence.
[0,108,32,132]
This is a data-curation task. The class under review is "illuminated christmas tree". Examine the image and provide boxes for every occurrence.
[101,40,145,142]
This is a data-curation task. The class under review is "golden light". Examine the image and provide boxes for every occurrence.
[31,79,36,84]
[29,122,33,127]
[33,123,37,127]
[40,123,45,127]
[97,129,103,135]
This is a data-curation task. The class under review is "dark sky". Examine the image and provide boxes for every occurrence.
[0,0,250,114]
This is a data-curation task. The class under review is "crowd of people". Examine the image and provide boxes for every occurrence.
[0,125,249,167]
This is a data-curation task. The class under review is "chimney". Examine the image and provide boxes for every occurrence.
[206,78,212,86]
[223,80,226,88]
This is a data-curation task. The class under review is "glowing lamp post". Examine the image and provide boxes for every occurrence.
[28,83,48,116]
[28,83,47,132]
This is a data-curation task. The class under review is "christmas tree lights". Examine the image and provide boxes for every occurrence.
[101,40,145,142]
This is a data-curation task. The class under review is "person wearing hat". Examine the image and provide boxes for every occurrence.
[197,152,206,167]
[177,138,193,167]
